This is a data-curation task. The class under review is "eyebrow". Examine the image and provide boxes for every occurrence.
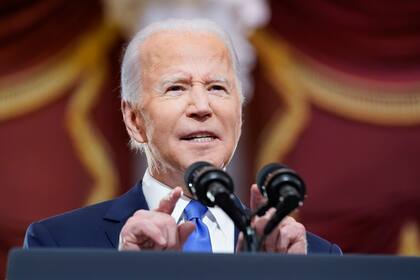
[205,76,232,88]
[156,73,233,92]
[160,74,192,85]
[155,73,192,92]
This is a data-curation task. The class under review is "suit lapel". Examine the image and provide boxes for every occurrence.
[102,182,149,248]
[234,225,240,248]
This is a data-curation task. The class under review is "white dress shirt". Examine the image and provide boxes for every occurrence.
[142,169,235,253]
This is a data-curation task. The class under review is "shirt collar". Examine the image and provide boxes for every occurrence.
[141,168,232,235]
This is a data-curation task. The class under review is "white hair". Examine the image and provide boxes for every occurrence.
[120,18,243,170]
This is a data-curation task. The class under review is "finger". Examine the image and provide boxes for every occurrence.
[251,208,276,251]
[139,214,180,250]
[276,217,296,253]
[235,233,244,252]
[130,209,179,250]
[288,238,307,254]
[155,187,183,214]
[277,226,290,253]
[118,233,141,251]
[177,222,196,248]
[250,184,267,211]
[263,225,280,252]
[120,221,167,250]
[153,214,178,249]
[252,208,276,235]
[164,221,178,249]
[277,219,306,254]
[279,215,296,227]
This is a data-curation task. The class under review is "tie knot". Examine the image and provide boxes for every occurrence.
[183,200,208,220]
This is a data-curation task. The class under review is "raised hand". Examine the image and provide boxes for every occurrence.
[118,187,195,251]
[236,184,307,254]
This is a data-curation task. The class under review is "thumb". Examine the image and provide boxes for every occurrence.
[178,221,196,246]
[250,184,267,211]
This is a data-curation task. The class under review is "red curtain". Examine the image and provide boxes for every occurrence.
[0,1,131,277]
[248,0,420,254]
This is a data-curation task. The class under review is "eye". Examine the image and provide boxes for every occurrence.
[208,84,227,92]
[166,85,186,92]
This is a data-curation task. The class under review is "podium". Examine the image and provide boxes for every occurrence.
[7,248,420,280]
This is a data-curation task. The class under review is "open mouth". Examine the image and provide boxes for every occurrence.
[180,131,219,143]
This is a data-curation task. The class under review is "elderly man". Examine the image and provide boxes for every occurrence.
[24,19,341,254]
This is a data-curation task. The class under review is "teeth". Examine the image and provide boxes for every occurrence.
[190,136,214,142]
[181,133,217,142]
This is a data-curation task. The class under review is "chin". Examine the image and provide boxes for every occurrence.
[180,148,232,169]
[197,157,228,169]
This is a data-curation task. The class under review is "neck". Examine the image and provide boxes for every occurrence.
[148,167,193,199]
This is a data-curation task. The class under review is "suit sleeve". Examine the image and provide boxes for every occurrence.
[306,232,343,254]
[23,222,59,248]
[329,243,343,255]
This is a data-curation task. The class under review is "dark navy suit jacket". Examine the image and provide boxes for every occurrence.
[24,182,342,254]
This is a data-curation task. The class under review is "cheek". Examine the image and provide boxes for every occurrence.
[145,103,184,142]
[141,111,165,145]
[223,109,242,142]
[230,105,242,130]
[146,118,169,143]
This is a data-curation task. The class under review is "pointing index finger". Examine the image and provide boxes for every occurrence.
[250,184,267,211]
[155,187,183,214]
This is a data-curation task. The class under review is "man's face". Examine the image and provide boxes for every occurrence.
[128,31,242,186]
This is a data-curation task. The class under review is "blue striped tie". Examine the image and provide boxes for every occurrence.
[182,200,212,252]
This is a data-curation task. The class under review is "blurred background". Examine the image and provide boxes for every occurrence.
[1,0,420,277]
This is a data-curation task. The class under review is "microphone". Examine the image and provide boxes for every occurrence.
[184,161,249,233]
[256,163,306,236]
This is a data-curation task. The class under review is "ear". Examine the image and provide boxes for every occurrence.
[121,100,147,144]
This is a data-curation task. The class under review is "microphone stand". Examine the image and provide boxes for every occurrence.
[243,226,259,252]
[263,191,302,236]
[209,187,259,252]
[249,196,302,251]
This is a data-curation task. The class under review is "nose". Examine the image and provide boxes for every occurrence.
[186,85,212,120]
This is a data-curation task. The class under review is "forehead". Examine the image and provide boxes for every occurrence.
[139,30,234,77]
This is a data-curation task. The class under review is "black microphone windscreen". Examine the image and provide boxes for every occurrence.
[184,161,211,188]
[256,163,288,189]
